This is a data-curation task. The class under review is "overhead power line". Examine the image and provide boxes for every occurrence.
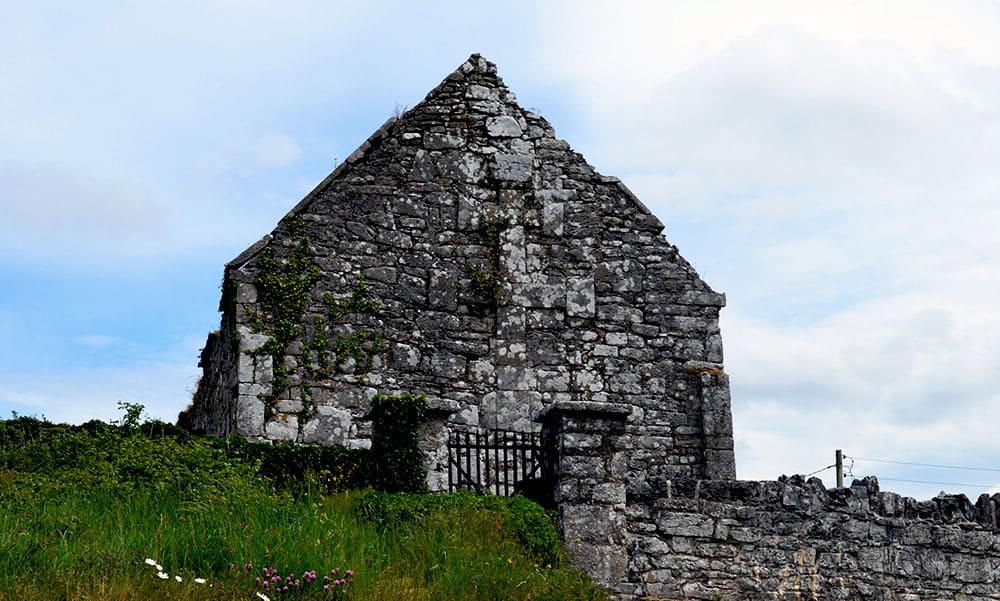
[846,456,1000,474]
[878,476,995,490]
[805,464,835,477]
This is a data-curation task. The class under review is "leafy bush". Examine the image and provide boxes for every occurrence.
[0,415,260,502]
[211,435,369,495]
[368,392,427,493]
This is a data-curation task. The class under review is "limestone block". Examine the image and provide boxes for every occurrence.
[655,513,715,538]
[492,153,533,182]
[542,201,564,236]
[299,408,352,445]
[491,390,542,431]
[566,277,596,317]
[428,269,458,309]
[496,305,526,339]
[605,331,628,346]
[486,115,522,138]
[574,369,605,393]
[430,352,466,379]
[496,365,537,391]
[513,281,565,308]
[408,149,437,181]
[502,225,527,274]
[439,151,485,183]
[592,344,618,357]
[238,381,266,399]
[238,352,257,383]
[274,399,303,414]
[265,415,298,441]
[423,131,464,149]
[537,368,570,392]
[236,396,265,437]
[467,359,495,384]
[466,83,497,100]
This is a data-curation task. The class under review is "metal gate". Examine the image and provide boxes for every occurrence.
[447,429,548,496]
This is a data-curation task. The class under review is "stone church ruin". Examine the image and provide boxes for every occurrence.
[183,53,736,488]
[183,55,1000,600]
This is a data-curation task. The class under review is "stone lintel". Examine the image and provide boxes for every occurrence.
[425,397,462,416]
[537,400,632,423]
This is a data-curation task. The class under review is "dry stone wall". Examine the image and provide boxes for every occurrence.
[620,475,1000,600]
[182,54,735,488]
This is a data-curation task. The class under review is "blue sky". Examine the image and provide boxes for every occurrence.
[3,1,1000,500]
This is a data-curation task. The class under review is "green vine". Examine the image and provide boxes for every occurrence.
[245,216,384,426]
[306,274,383,378]
[368,392,428,493]
[248,216,321,414]
[466,215,510,316]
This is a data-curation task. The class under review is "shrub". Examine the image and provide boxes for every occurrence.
[368,392,427,493]
[212,435,370,495]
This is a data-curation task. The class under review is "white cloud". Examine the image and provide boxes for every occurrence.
[253,133,303,168]
[0,163,163,235]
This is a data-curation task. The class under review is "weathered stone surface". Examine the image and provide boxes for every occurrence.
[616,475,1000,600]
[486,115,523,138]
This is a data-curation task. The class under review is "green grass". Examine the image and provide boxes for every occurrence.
[0,416,609,601]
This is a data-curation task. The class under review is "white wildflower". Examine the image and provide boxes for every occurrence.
[194,577,207,584]
[144,558,158,566]
[175,575,183,583]
[156,571,169,580]
[255,592,271,601]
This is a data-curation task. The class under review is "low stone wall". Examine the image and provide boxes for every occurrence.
[620,475,1000,600]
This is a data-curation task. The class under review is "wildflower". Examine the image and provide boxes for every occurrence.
[144,558,158,566]
[194,578,206,584]
[175,575,182,583]
[255,592,271,601]
[345,569,354,577]
[507,558,513,565]
[156,571,169,580]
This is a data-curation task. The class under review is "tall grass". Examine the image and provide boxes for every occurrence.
[0,417,609,601]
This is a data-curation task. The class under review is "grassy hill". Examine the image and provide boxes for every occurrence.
[0,409,609,601]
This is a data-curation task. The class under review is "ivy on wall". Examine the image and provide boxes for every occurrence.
[308,274,382,378]
[466,215,511,316]
[246,215,384,423]
[367,392,428,493]
[248,216,321,414]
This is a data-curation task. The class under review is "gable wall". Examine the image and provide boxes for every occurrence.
[186,55,734,486]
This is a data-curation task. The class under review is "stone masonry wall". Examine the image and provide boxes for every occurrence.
[621,475,1000,600]
[184,54,736,488]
